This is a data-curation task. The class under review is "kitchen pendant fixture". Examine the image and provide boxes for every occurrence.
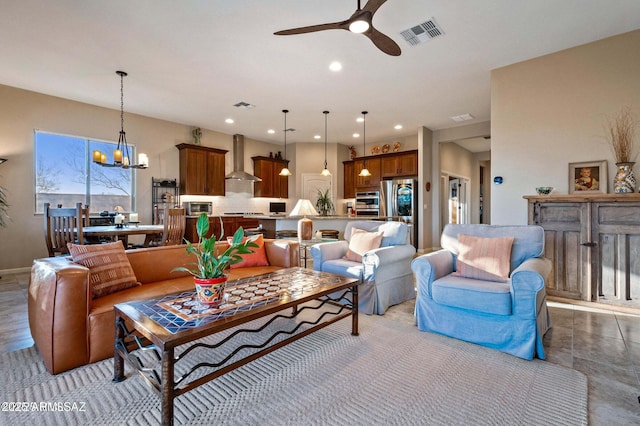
[92,71,148,169]
[279,109,292,177]
[321,111,331,176]
[358,111,371,177]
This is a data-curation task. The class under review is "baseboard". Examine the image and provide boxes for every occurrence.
[0,266,31,277]
[548,295,640,316]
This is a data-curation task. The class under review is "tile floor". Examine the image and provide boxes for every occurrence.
[2,271,639,424]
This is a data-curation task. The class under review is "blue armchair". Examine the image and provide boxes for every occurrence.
[310,220,416,315]
[411,224,551,360]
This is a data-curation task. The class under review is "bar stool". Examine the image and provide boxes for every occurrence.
[276,230,298,239]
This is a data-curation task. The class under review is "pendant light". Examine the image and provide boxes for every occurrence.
[321,110,331,176]
[279,109,292,177]
[92,71,148,169]
[358,111,371,177]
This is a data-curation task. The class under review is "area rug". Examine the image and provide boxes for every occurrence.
[1,314,587,425]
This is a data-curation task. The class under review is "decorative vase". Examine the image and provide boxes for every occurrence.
[613,162,636,193]
[194,276,227,307]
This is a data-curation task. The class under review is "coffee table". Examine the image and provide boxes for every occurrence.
[113,267,358,426]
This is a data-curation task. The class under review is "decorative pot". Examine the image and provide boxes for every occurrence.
[194,276,227,307]
[614,162,636,193]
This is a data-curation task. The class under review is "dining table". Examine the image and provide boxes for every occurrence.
[82,224,164,247]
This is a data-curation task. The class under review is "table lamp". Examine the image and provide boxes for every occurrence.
[289,199,318,241]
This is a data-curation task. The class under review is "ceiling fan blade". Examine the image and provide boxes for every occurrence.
[362,0,388,15]
[364,26,401,56]
[274,21,345,36]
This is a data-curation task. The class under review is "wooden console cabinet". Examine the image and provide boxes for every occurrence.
[176,144,228,196]
[185,215,260,242]
[526,194,640,303]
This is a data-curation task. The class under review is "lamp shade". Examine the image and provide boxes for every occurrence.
[289,199,318,217]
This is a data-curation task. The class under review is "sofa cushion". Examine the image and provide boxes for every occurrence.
[68,240,140,299]
[454,234,514,282]
[228,234,269,268]
[432,274,512,316]
[319,258,363,280]
[344,228,383,262]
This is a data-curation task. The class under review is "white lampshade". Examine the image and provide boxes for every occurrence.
[289,199,318,217]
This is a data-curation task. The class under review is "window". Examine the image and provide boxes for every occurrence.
[34,131,137,214]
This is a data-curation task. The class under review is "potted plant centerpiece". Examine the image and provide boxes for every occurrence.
[316,188,334,216]
[173,212,258,306]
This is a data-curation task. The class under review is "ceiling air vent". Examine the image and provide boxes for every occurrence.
[233,101,255,109]
[400,18,444,46]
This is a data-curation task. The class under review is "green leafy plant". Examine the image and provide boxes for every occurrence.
[315,188,333,216]
[172,213,258,279]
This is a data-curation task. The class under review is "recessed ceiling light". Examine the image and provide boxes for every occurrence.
[314,135,321,139]
[356,117,364,123]
[267,129,275,134]
[394,124,403,130]
[329,61,342,72]
[353,133,360,138]
[225,118,234,124]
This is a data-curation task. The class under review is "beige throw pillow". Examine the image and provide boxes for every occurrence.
[343,228,384,262]
[454,234,514,282]
[68,240,140,299]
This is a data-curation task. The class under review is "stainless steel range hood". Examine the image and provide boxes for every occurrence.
[225,134,261,181]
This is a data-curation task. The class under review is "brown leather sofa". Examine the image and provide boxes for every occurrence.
[28,239,299,374]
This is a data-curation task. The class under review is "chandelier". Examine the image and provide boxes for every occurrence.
[92,71,148,169]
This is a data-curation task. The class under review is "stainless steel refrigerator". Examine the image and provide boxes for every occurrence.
[380,178,418,248]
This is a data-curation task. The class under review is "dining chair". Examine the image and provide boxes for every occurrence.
[153,207,186,246]
[44,202,85,256]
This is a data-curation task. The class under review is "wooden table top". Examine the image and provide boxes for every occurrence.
[82,224,164,236]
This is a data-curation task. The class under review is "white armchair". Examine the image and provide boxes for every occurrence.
[310,220,416,315]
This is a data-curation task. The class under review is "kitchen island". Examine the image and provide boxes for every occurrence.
[254,215,399,239]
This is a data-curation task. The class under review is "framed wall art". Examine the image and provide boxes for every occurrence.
[569,160,607,194]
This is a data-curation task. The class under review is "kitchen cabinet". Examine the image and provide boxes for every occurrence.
[344,150,417,194]
[222,216,260,238]
[354,157,381,190]
[381,150,418,178]
[252,156,289,198]
[343,161,355,199]
[185,216,223,243]
[526,193,640,304]
[185,215,261,243]
[176,144,228,196]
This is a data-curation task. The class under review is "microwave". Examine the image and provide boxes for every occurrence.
[183,201,213,216]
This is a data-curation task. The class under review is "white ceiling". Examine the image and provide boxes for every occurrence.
[1,0,639,148]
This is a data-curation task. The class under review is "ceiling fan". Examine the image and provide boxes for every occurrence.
[274,0,401,56]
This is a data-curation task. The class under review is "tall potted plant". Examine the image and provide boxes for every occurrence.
[606,106,638,193]
[315,188,334,216]
[173,213,258,306]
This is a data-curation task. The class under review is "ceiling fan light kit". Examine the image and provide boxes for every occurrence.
[274,0,401,56]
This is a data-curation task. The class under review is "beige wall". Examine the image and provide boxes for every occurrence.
[0,85,286,270]
[491,29,640,224]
